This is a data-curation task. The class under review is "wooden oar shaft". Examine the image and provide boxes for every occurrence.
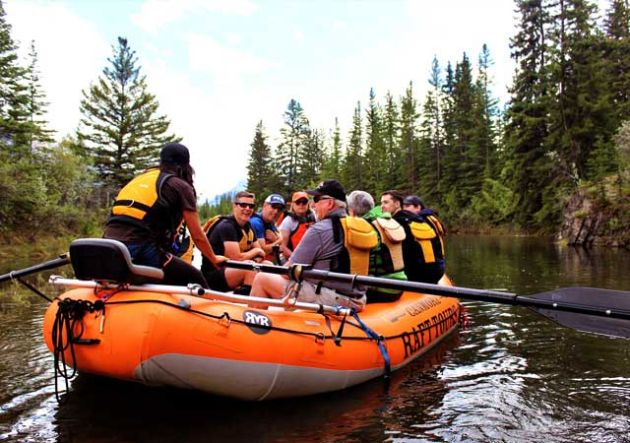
[0,254,70,284]
[225,261,630,321]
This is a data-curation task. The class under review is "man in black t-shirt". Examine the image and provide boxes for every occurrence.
[201,191,264,291]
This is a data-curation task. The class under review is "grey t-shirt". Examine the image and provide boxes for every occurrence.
[290,209,366,297]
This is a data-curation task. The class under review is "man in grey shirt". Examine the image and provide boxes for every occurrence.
[250,180,366,311]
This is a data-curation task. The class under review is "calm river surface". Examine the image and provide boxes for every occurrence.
[1,235,629,442]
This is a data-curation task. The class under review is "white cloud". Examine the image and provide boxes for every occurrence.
[6,1,110,140]
[132,0,258,33]
[185,32,278,86]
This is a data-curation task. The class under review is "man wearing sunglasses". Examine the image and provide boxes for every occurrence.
[250,193,285,263]
[207,191,265,262]
[279,191,316,260]
[251,180,367,311]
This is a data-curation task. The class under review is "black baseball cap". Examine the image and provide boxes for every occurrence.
[160,143,190,166]
[307,179,346,202]
[403,195,424,207]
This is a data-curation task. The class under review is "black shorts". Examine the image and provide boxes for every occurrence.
[202,266,230,292]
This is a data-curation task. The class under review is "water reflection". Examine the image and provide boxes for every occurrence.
[48,334,458,443]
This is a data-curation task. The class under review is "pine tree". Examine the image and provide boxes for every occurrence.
[247,120,275,199]
[0,0,30,153]
[298,128,324,187]
[474,44,500,178]
[418,57,444,204]
[342,101,364,191]
[276,99,310,194]
[382,91,401,189]
[25,41,54,146]
[364,88,387,195]
[77,37,180,191]
[547,0,614,181]
[604,0,630,122]
[504,0,554,226]
[399,82,419,192]
[320,117,343,181]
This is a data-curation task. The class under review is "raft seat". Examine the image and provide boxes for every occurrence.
[69,238,164,285]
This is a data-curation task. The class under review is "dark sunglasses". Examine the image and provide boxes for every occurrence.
[313,195,333,203]
[294,199,309,205]
[271,204,284,210]
[235,202,255,209]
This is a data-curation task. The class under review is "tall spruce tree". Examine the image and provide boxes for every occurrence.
[320,117,343,180]
[342,101,364,191]
[77,37,180,190]
[604,0,630,122]
[418,57,444,204]
[276,99,310,194]
[383,91,401,190]
[298,128,324,187]
[25,40,54,146]
[364,88,387,195]
[474,44,500,178]
[505,0,554,226]
[399,82,420,192]
[0,0,30,153]
[547,0,614,181]
[247,120,275,199]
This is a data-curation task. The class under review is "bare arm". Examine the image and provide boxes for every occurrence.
[183,209,225,265]
[280,229,292,258]
[223,241,265,261]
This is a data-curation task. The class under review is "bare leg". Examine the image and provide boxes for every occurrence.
[250,272,288,299]
[224,268,255,289]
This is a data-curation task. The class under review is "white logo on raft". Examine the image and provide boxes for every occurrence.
[243,310,272,335]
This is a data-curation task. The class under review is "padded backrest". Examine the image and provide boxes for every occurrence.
[69,238,164,284]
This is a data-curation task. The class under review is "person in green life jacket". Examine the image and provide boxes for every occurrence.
[104,142,226,287]
[347,190,408,302]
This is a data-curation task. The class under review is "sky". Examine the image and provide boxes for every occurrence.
[4,0,612,201]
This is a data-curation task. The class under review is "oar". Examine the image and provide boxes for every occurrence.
[0,254,70,284]
[225,261,630,339]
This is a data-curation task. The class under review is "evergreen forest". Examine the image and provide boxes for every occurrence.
[246,0,630,234]
[1,0,629,245]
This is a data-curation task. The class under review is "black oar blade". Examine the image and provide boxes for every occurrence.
[528,287,630,339]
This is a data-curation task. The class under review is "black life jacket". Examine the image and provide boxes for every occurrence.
[328,215,378,276]
[286,211,316,250]
[106,169,179,248]
[394,210,445,276]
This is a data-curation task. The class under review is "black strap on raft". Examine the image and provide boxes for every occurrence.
[350,309,391,377]
[51,298,104,401]
[16,277,52,302]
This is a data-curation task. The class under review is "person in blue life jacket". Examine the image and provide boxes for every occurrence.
[380,190,445,284]
[249,193,285,263]
[104,142,226,287]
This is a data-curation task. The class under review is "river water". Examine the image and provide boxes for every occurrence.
[0,235,628,442]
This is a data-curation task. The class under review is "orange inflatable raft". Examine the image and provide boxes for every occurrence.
[42,239,460,401]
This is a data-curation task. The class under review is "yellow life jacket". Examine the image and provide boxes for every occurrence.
[332,216,378,275]
[407,219,445,264]
[107,169,180,249]
[110,169,170,220]
[202,215,255,253]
